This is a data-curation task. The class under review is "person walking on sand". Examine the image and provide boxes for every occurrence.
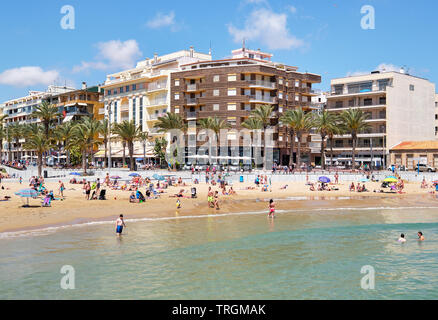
[85,181,91,200]
[268,199,276,218]
[207,187,214,208]
[58,180,65,198]
[116,214,126,237]
[335,172,339,184]
[214,191,220,210]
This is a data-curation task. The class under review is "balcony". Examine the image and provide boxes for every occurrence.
[327,104,386,111]
[186,111,198,119]
[185,98,200,106]
[147,82,167,93]
[98,108,106,115]
[149,99,167,107]
[247,80,276,89]
[186,84,199,92]
[120,105,129,112]
[246,95,277,104]
[329,89,386,98]
[148,113,166,121]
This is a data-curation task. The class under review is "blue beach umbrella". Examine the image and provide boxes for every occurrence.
[153,174,165,181]
[360,178,370,182]
[129,173,140,177]
[15,188,39,207]
[70,172,81,176]
[319,176,331,183]
[110,176,121,180]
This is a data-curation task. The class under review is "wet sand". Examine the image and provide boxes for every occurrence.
[0,178,437,234]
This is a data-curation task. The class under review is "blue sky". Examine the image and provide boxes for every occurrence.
[0,0,436,102]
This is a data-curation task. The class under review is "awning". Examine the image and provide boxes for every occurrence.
[63,115,74,123]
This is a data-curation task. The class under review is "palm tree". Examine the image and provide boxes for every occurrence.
[32,101,59,140]
[249,105,274,170]
[327,120,343,168]
[112,120,141,171]
[54,121,76,167]
[69,117,103,174]
[314,111,338,170]
[198,116,230,164]
[153,137,168,167]
[8,123,24,161]
[280,110,297,168]
[280,108,314,170]
[23,124,52,177]
[154,113,187,169]
[100,118,111,168]
[242,117,263,167]
[137,131,150,166]
[0,114,7,162]
[340,109,370,169]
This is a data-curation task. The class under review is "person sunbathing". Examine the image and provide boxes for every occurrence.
[309,184,315,191]
[129,192,139,203]
[229,187,236,195]
[281,185,289,190]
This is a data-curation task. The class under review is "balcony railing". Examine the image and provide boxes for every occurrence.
[186,111,197,119]
[186,84,198,92]
[247,95,277,103]
[149,99,167,106]
[247,80,276,89]
[147,82,167,92]
[185,98,200,105]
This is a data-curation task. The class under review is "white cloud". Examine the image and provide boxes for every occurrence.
[73,40,142,73]
[0,66,59,87]
[288,5,297,14]
[347,63,402,77]
[228,8,305,50]
[146,11,176,29]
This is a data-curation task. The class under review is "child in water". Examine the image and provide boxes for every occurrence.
[268,199,275,218]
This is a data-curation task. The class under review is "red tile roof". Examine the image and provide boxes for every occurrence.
[391,141,438,151]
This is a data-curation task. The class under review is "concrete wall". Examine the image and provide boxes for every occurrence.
[387,74,436,149]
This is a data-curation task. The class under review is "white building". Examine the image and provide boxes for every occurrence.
[101,46,211,166]
[326,70,436,168]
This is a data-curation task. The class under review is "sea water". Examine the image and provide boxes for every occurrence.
[1,204,438,299]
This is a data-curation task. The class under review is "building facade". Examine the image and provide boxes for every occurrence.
[326,71,436,168]
[170,47,321,166]
[101,47,211,166]
[390,141,438,169]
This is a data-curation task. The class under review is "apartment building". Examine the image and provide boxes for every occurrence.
[435,94,438,138]
[46,82,104,123]
[1,85,75,161]
[326,70,436,168]
[170,47,321,166]
[101,47,211,166]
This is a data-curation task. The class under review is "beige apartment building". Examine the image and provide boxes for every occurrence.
[326,70,436,168]
[435,94,438,137]
[100,47,211,166]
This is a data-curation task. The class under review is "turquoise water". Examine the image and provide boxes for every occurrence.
[1,204,438,299]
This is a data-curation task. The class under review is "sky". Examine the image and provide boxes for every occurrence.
[0,0,436,102]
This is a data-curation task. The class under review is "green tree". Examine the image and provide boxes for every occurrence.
[0,115,7,162]
[313,111,339,170]
[100,118,111,168]
[68,117,103,174]
[112,120,141,171]
[54,121,76,167]
[241,117,263,167]
[153,137,168,167]
[8,123,24,161]
[138,131,151,166]
[280,108,314,169]
[23,124,53,177]
[32,101,59,140]
[340,109,370,169]
[249,105,274,170]
[198,116,230,165]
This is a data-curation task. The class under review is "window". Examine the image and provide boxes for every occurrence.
[379,97,386,105]
[279,92,283,99]
[295,80,300,87]
[132,84,137,91]
[114,102,118,123]
[227,103,236,111]
[410,85,415,91]
[213,89,220,96]
[107,90,112,96]
[364,98,373,106]
[228,88,237,96]
[213,75,220,82]
[175,107,179,114]
[213,104,220,111]
[279,78,283,85]
[378,79,390,91]
[335,101,343,108]
[228,74,237,82]
[348,99,354,107]
[174,93,179,100]
[119,87,124,94]
[227,117,237,126]
[295,94,300,101]
[334,84,343,95]
[132,98,136,123]
[175,79,180,86]
[126,86,130,92]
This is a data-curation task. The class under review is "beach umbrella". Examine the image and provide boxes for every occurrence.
[386,176,398,180]
[110,176,121,180]
[318,176,331,183]
[15,188,38,207]
[153,174,165,181]
[70,172,81,176]
[360,178,370,182]
[129,173,140,177]
[384,177,398,183]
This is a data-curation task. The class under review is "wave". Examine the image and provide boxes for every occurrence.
[2,206,438,240]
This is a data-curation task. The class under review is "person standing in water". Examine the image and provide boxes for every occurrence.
[268,199,276,218]
[398,233,406,243]
[116,214,126,237]
[418,231,425,241]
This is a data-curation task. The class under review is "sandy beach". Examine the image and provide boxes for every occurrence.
[0,177,436,233]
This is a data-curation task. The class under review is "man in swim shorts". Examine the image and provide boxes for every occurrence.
[116,214,126,237]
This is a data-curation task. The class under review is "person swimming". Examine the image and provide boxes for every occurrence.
[116,214,126,237]
[418,231,425,241]
[268,199,275,218]
[398,233,406,243]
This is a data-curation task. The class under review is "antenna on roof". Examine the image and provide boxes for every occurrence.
[242,38,246,51]
[209,41,212,56]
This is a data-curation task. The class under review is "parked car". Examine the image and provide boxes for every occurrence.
[417,164,436,172]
